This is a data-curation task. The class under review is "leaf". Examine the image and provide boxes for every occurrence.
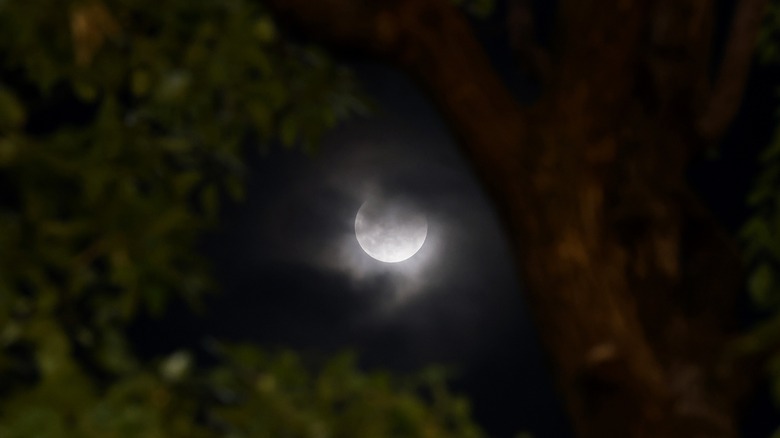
[109,248,136,290]
[0,87,25,128]
[0,407,67,438]
[0,136,19,166]
[96,328,137,374]
[72,79,98,102]
[740,217,772,257]
[143,286,169,317]
[31,320,73,380]
[155,70,192,102]
[160,136,191,153]
[160,350,191,382]
[749,263,777,309]
[82,168,110,204]
[253,16,276,44]
[173,171,201,197]
[131,69,153,96]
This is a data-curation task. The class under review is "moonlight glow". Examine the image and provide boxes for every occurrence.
[355,200,428,263]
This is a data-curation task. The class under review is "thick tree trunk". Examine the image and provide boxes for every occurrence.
[268,0,768,436]
[509,101,744,437]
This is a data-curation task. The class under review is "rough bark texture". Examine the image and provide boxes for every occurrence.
[267,0,768,436]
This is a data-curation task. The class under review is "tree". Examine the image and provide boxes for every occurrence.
[265,0,778,436]
[0,1,483,436]
[3,0,780,436]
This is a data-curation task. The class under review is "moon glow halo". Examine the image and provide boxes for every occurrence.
[354,200,428,263]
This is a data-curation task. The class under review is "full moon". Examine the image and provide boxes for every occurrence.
[355,199,428,263]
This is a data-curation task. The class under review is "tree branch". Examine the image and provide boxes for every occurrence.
[697,0,768,142]
[266,0,528,193]
[506,0,551,80]
[264,0,382,49]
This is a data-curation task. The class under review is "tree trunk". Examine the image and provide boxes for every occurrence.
[267,0,768,436]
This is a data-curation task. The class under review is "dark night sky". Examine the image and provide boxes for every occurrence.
[134,62,572,436]
[130,2,780,437]
[210,63,569,437]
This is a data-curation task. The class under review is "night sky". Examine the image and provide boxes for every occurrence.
[133,62,570,437]
[129,2,780,437]
[211,61,576,436]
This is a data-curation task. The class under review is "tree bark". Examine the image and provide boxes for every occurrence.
[267,0,767,436]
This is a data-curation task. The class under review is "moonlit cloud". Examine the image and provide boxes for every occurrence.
[202,63,528,373]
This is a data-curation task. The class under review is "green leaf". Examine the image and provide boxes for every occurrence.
[131,69,153,97]
[173,171,201,197]
[73,80,98,102]
[740,217,773,259]
[253,16,276,44]
[143,286,169,318]
[155,70,192,102]
[0,136,19,166]
[160,350,192,382]
[160,137,191,153]
[0,407,67,438]
[749,263,777,309]
[0,87,25,128]
[96,329,137,374]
